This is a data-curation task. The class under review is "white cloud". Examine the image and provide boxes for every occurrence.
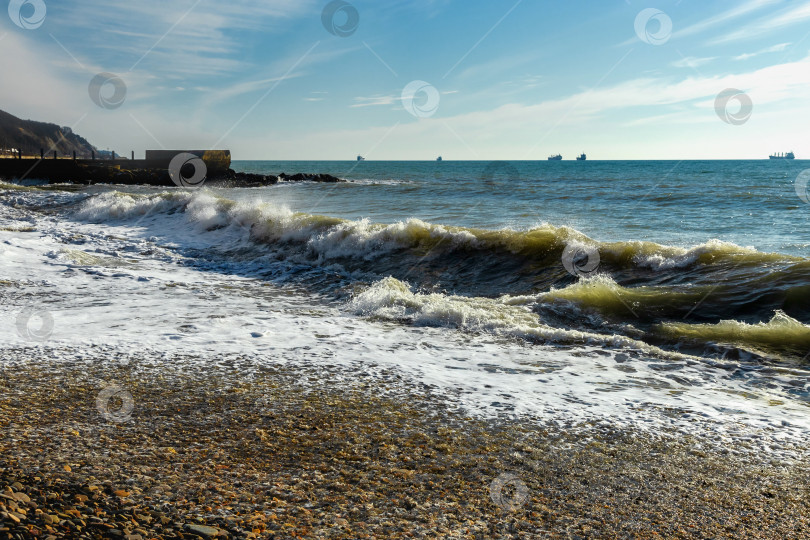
[8,2,810,161]
[304,91,329,101]
[734,42,791,61]
[351,95,399,108]
[240,53,810,159]
[191,44,359,109]
[673,0,779,39]
[671,56,716,68]
[617,0,778,47]
[200,73,306,108]
[0,31,222,154]
[49,0,319,76]
[453,51,544,81]
[0,33,85,123]
[710,2,810,44]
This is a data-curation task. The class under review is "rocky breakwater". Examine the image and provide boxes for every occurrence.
[101,168,345,187]
[0,159,344,187]
[207,170,344,188]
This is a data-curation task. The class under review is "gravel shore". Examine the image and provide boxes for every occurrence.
[1,346,808,539]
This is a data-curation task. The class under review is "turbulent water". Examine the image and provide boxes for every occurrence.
[2,160,809,455]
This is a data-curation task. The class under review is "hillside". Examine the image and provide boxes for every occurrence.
[0,109,97,157]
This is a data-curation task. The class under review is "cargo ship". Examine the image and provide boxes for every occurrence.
[548,154,562,161]
[769,151,795,159]
[576,153,586,161]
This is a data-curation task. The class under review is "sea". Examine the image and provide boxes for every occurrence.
[2,159,809,456]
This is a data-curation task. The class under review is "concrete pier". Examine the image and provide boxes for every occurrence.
[0,150,232,185]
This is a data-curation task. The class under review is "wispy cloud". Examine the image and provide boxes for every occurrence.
[304,91,329,102]
[266,52,810,159]
[50,0,319,76]
[616,0,777,48]
[370,0,454,19]
[734,42,791,60]
[351,95,399,108]
[671,56,716,68]
[673,0,779,39]
[453,51,543,81]
[450,53,810,141]
[709,2,810,44]
[201,73,306,107]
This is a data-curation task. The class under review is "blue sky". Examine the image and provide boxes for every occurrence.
[1,0,810,159]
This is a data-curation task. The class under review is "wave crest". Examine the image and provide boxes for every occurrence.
[657,311,810,360]
[72,190,800,273]
[352,277,691,360]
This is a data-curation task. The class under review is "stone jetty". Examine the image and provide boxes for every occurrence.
[0,150,343,186]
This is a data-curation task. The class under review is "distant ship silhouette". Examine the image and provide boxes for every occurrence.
[769,151,795,160]
[548,154,562,161]
[357,155,365,161]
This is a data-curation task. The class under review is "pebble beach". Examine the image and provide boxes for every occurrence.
[2,346,808,539]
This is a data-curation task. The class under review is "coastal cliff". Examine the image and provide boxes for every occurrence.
[0,109,96,158]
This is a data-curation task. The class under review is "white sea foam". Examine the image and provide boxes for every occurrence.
[2,185,809,460]
[72,190,483,263]
[351,276,689,359]
[622,238,783,270]
[73,190,192,222]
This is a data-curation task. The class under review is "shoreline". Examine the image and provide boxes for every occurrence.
[1,347,808,539]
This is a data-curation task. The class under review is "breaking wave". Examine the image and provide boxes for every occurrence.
[50,189,810,362]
